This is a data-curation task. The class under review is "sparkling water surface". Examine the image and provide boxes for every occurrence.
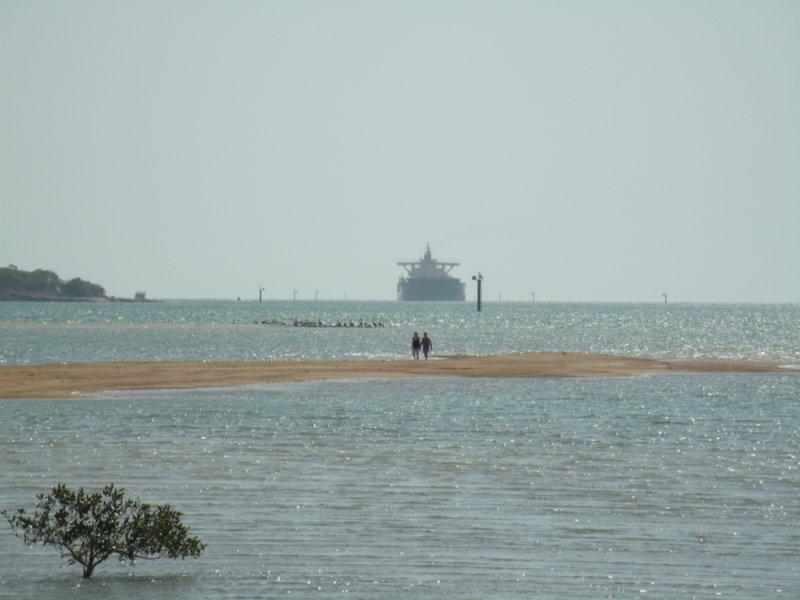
[1,376,798,598]
[1,300,798,364]
[1,301,798,598]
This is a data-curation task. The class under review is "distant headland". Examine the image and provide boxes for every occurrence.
[0,265,152,302]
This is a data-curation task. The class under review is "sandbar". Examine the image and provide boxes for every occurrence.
[0,353,790,399]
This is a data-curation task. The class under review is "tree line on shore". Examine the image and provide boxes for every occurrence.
[0,264,106,298]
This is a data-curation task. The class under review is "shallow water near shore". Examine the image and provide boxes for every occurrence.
[1,300,798,365]
[2,374,799,598]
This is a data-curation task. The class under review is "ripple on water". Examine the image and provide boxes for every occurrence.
[1,301,798,364]
[1,374,799,598]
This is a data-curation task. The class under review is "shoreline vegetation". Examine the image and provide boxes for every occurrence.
[0,353,790,399]
[0,292,152,302]
[0,265,153,302]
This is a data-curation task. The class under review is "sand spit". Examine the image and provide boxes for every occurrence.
[0,353,791,399]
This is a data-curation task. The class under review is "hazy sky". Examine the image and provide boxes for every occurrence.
[2,1,798,301]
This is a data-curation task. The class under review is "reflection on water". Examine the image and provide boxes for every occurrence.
[1,300,798,364]
[2,375,798,598]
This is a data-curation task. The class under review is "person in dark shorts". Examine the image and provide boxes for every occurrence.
[411,332,421,360]
[421,332,432,360]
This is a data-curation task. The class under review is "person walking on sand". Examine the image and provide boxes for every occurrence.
[411,332,421,360]
[421,332,432,360]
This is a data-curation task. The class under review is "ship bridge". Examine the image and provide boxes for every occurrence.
[397,244,459,279]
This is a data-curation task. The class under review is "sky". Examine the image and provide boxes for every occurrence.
[1,1,798,302]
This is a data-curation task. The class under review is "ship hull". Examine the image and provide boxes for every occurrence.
[397,278,466,301]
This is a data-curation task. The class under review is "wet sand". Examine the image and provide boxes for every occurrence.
[0,353,790,399]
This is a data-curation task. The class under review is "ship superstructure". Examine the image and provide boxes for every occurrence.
[397,244,466,301]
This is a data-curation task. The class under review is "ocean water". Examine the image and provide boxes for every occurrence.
[1,301,798,598]
[1,300,798,364]
[2,376,799,598]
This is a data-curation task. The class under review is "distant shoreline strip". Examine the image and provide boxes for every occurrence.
[0,353,791,399]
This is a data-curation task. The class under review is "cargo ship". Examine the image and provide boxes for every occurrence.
[397,244,466,301]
